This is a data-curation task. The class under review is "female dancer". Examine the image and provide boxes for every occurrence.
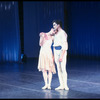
[38,31,56,89]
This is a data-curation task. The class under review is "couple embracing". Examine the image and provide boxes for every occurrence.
[38,20,69,91]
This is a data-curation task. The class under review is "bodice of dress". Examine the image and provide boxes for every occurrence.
[42,39,52,48]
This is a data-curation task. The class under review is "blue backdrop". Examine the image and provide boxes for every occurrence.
[65,1,100,58]
[23,1,64,58]
[0,1,100,62]
[0,1,21,62]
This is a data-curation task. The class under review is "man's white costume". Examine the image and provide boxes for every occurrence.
[53,29,69,90]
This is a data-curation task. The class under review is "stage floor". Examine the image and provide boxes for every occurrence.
[0,57,100,99]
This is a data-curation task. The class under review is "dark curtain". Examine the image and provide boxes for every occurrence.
[0,1,21,62]
[65,1,100,59]
[23,1,64,58]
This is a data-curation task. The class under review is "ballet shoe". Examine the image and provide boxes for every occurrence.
[55,86,64,90]
[48,86,51,90]
[64,86,69,90]
[42,85,48,89]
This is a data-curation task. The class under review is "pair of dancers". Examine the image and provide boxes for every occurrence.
[38,20,69,90]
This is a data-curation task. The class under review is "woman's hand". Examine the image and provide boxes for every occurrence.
[39,32,44,37]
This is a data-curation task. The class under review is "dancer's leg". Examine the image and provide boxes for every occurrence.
[54,49,64,90]
[61,51,69,90]
[48,70,52,89]
[42,69,48,89]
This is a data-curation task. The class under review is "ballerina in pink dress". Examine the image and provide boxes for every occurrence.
[38,31,56,89]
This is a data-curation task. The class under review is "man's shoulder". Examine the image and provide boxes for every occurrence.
[60,29,66,33]
[60,29,67,36]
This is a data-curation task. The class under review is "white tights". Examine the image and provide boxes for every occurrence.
[42,70,52,87]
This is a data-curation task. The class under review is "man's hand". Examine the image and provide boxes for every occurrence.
[59,50,66,62]
[59,57,63,62]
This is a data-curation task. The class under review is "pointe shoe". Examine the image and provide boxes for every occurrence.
[48,86,51,90]
[55,86,64,90]
[42,85,48,89]
[64,86,69,90]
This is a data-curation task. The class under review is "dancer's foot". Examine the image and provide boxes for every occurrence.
[55,86,64,90]
[48,86,51,90]
[42,85,48,89]
[64,86,69,90]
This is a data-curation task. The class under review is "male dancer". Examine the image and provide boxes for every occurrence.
[51,20,69,90]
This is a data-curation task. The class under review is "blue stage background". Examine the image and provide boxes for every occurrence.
[0,1,21,62]
[65,1,100,59]
[23,1,64,58]
[0,1,100,62]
